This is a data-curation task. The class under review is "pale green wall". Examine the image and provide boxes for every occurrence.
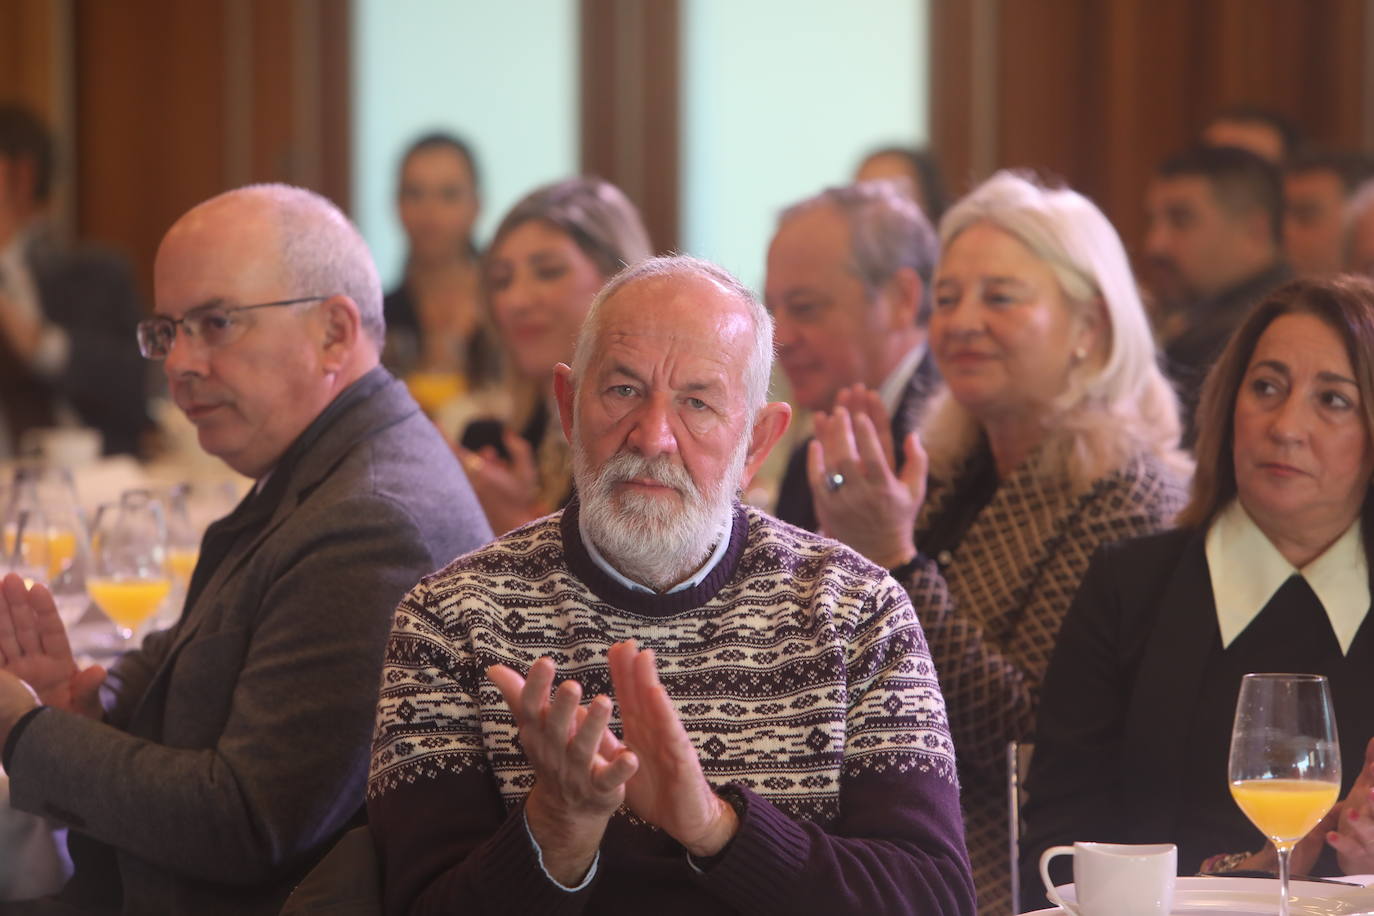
[352,0,578,290]
[682,0,929,288]
[352,1,928,290]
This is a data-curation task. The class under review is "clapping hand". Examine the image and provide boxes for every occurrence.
[489,640,740,883]
[455,429,548,535]
[607,640,738,858]
[1327,737,1374,874]
[488,657,638,886]
[0,572,105,725]
[807,385,926,569]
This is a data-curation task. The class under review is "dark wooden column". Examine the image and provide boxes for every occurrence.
[931,0,1369,259]
[580,0,680,253]
[71,0,352,300]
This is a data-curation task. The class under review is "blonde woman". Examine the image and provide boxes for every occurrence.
[806,170,1192,914]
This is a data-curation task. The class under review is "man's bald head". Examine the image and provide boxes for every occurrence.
[155,184,385,477]
[165,184,384,350]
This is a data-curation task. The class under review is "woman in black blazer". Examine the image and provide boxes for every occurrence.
[1022,276,1374,906]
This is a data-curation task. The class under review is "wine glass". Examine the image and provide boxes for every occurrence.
[1228,673,1341,916]
[6,465,87,580]
[88,490,171,644]
[2,504,51,589]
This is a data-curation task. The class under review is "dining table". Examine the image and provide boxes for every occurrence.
[1020,874,1374,915]
[0,435,248,901]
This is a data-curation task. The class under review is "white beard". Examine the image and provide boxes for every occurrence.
[573,420,747,592]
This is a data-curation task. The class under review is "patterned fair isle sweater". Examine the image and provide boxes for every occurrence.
[367,500,975,916]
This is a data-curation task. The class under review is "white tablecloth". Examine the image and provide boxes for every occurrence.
[0,768,71,900]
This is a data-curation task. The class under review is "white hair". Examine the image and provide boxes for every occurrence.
[924,170,1191,488]
[238,183,385,350]
[570,254,774,416]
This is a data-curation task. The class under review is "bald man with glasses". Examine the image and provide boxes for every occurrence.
[0,184,491,915]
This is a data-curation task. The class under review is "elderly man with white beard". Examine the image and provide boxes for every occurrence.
[366,255,974,916]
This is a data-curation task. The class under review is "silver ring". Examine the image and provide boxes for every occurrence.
[826,472,845,492]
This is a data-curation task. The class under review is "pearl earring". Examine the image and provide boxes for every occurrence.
[1073,346,1087,362]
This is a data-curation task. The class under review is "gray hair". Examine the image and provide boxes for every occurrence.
[241,183,385,349]
[570,255,774,416]
[778,180,939,322]
[486,176,653,283]
[924,170,1189,488]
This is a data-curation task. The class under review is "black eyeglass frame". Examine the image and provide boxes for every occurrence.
[136,295,330,359]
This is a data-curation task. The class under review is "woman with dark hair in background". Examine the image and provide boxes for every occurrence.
[384,132,500,413]
[1024,276,1374,906]
[449,176,652,535]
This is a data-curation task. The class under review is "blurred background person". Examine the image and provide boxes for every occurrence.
[1283,149,1374,278]
[853,144,950,223]
[0,103,147,458]
[1200,104,1303,164]
[804,170,1191,914]
[1343,177,1374,277]
[449,176,652,534]
[383,132,500,416]
[1144,145,1290,439]
[1024,276,1374,902]
[765,180,939,532]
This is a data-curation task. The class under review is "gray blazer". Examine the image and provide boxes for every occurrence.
[5,368,491,915]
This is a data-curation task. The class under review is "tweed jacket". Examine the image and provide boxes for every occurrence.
[897,447,1188,916]
[4,369,492,915]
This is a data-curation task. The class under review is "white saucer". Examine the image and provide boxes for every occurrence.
[1034,875,1374,915]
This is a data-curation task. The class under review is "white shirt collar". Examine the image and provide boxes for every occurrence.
[876,342,927,416]
[579,506,733,595]
[1206,499,1370,655]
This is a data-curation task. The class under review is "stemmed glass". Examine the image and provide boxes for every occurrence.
[88,490,171,644]
[1228,673,1341,916]
[2,504,52,589]
[7,466,93,626]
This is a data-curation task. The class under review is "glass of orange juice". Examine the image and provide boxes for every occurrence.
[405,370,467,418]
[1228,673,1341,916]
[89,490,170,644]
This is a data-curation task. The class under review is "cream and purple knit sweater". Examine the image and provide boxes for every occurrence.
[367,500,974,915]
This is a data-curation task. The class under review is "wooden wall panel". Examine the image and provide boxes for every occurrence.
[580,0,679,253]
[0,0,60,115]
[932,0,1368,261]
[71,0,351,301]
[0,0,75,232]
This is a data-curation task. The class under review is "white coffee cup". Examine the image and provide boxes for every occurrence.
[1039,842,1176,916]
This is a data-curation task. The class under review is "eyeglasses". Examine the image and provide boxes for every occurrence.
[136,296,328,360]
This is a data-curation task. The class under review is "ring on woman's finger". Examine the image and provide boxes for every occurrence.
[826,472,845,492]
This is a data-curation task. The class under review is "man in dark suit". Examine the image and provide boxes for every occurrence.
[1143,146,1290,441]
[764,180,939,532]
[0,184,492,914]
[0,103,147,457]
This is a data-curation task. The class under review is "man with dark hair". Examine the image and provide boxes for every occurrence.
[1201,104,1303,163]
[1284,150,1374,278]
[1144,145,1290,435]
[764,181,939,532]
[0,103,147,456]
